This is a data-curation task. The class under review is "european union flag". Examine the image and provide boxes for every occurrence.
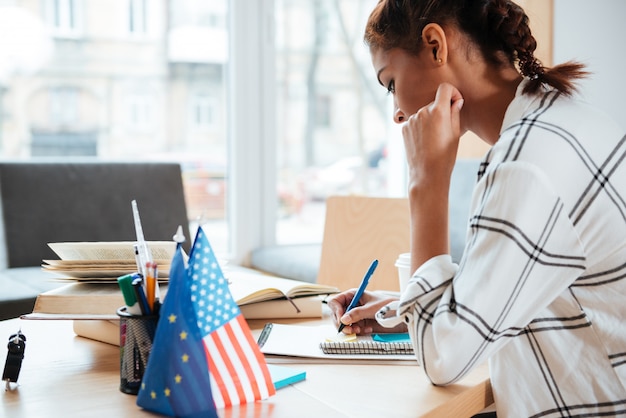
[137,227,274,417]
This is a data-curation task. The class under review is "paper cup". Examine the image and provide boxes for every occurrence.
[395,253,411,293]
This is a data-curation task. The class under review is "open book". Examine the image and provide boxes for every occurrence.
[225,267,339,305]
[47,241,176,261]
[42,241,175,281]
[24,267,338,320]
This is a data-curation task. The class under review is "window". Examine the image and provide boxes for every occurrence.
[49,86,79,126]
[315,95,332,128]
[0,0,229,252]
[128,0,148,34]
[31,132,97,156]
[273,0,392,245]
[45,0,80,37]
[126,93,154,131]
[0,0,394,263]
[191,94,218,132]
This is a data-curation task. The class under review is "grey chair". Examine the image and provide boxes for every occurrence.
[0,161,191,320]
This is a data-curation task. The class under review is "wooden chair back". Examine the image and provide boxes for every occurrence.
[317,195,410,292]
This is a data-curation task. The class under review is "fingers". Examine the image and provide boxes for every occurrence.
[433,82,463,109]
[434,82,464,132]
[328,290,401,335]
[403,82,464,177]
[429,83,463,130]
[327,290,355,325]
[338,305,371,331]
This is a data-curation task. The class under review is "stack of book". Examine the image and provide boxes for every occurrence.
[26,242,340,322]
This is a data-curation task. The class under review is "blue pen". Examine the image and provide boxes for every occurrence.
[338,259,378,333]
[132,276,151,316]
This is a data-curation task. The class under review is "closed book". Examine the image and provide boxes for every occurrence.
[23,283,132,319]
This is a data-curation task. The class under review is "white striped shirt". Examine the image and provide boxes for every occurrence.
[378,80,626,417]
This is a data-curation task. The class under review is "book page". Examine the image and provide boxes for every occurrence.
[226,269,339,305]
[239,295,323,319]
[47,241,176,261]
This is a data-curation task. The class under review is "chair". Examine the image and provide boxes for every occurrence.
[0,161,191,320]
[316,159,478,292]
[317,195,410,292]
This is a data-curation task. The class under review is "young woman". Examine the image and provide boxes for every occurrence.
[328,1,626,416]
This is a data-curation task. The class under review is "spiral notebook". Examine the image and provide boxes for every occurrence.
[320,335,414,355]
[258,323,416,364]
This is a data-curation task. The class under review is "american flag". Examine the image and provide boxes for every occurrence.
[137,227,275,416]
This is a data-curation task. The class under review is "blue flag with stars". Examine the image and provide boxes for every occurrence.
[137,227,274,416]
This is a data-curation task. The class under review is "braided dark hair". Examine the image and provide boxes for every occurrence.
[364,0,587,96]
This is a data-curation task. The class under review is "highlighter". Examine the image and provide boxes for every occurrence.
[117,274,142,315]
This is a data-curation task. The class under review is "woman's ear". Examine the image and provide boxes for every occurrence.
[422,23,448,65]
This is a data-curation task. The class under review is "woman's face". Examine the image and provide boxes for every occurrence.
[371,46,444,124]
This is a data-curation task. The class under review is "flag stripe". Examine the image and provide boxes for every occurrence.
[220,321,257,402]
[208,373,225,409]
[231,316,275,397]
[225,317,265,401]
[205,335,234,407]
[207,324,246,405]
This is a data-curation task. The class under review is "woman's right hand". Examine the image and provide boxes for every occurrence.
[327,290,407,335]
[403,82,464,190]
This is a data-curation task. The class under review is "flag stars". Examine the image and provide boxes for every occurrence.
[139,229,271,411]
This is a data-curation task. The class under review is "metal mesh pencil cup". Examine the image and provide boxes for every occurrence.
[117,306,159,395]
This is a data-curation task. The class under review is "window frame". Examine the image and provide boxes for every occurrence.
[227,0,277,264]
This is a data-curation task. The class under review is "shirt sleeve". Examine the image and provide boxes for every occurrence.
[377,161,587,385]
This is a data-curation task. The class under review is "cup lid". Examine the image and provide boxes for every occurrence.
[395,252,411,266]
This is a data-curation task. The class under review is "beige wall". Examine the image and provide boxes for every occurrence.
[457,0,553,159]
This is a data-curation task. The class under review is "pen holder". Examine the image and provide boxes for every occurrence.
[117,306,159,395]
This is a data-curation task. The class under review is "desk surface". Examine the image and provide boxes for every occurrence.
[1,316,492,418]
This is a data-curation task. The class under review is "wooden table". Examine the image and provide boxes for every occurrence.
[1,317,492,418]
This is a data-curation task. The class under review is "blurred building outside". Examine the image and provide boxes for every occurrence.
[0,0,392,253]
